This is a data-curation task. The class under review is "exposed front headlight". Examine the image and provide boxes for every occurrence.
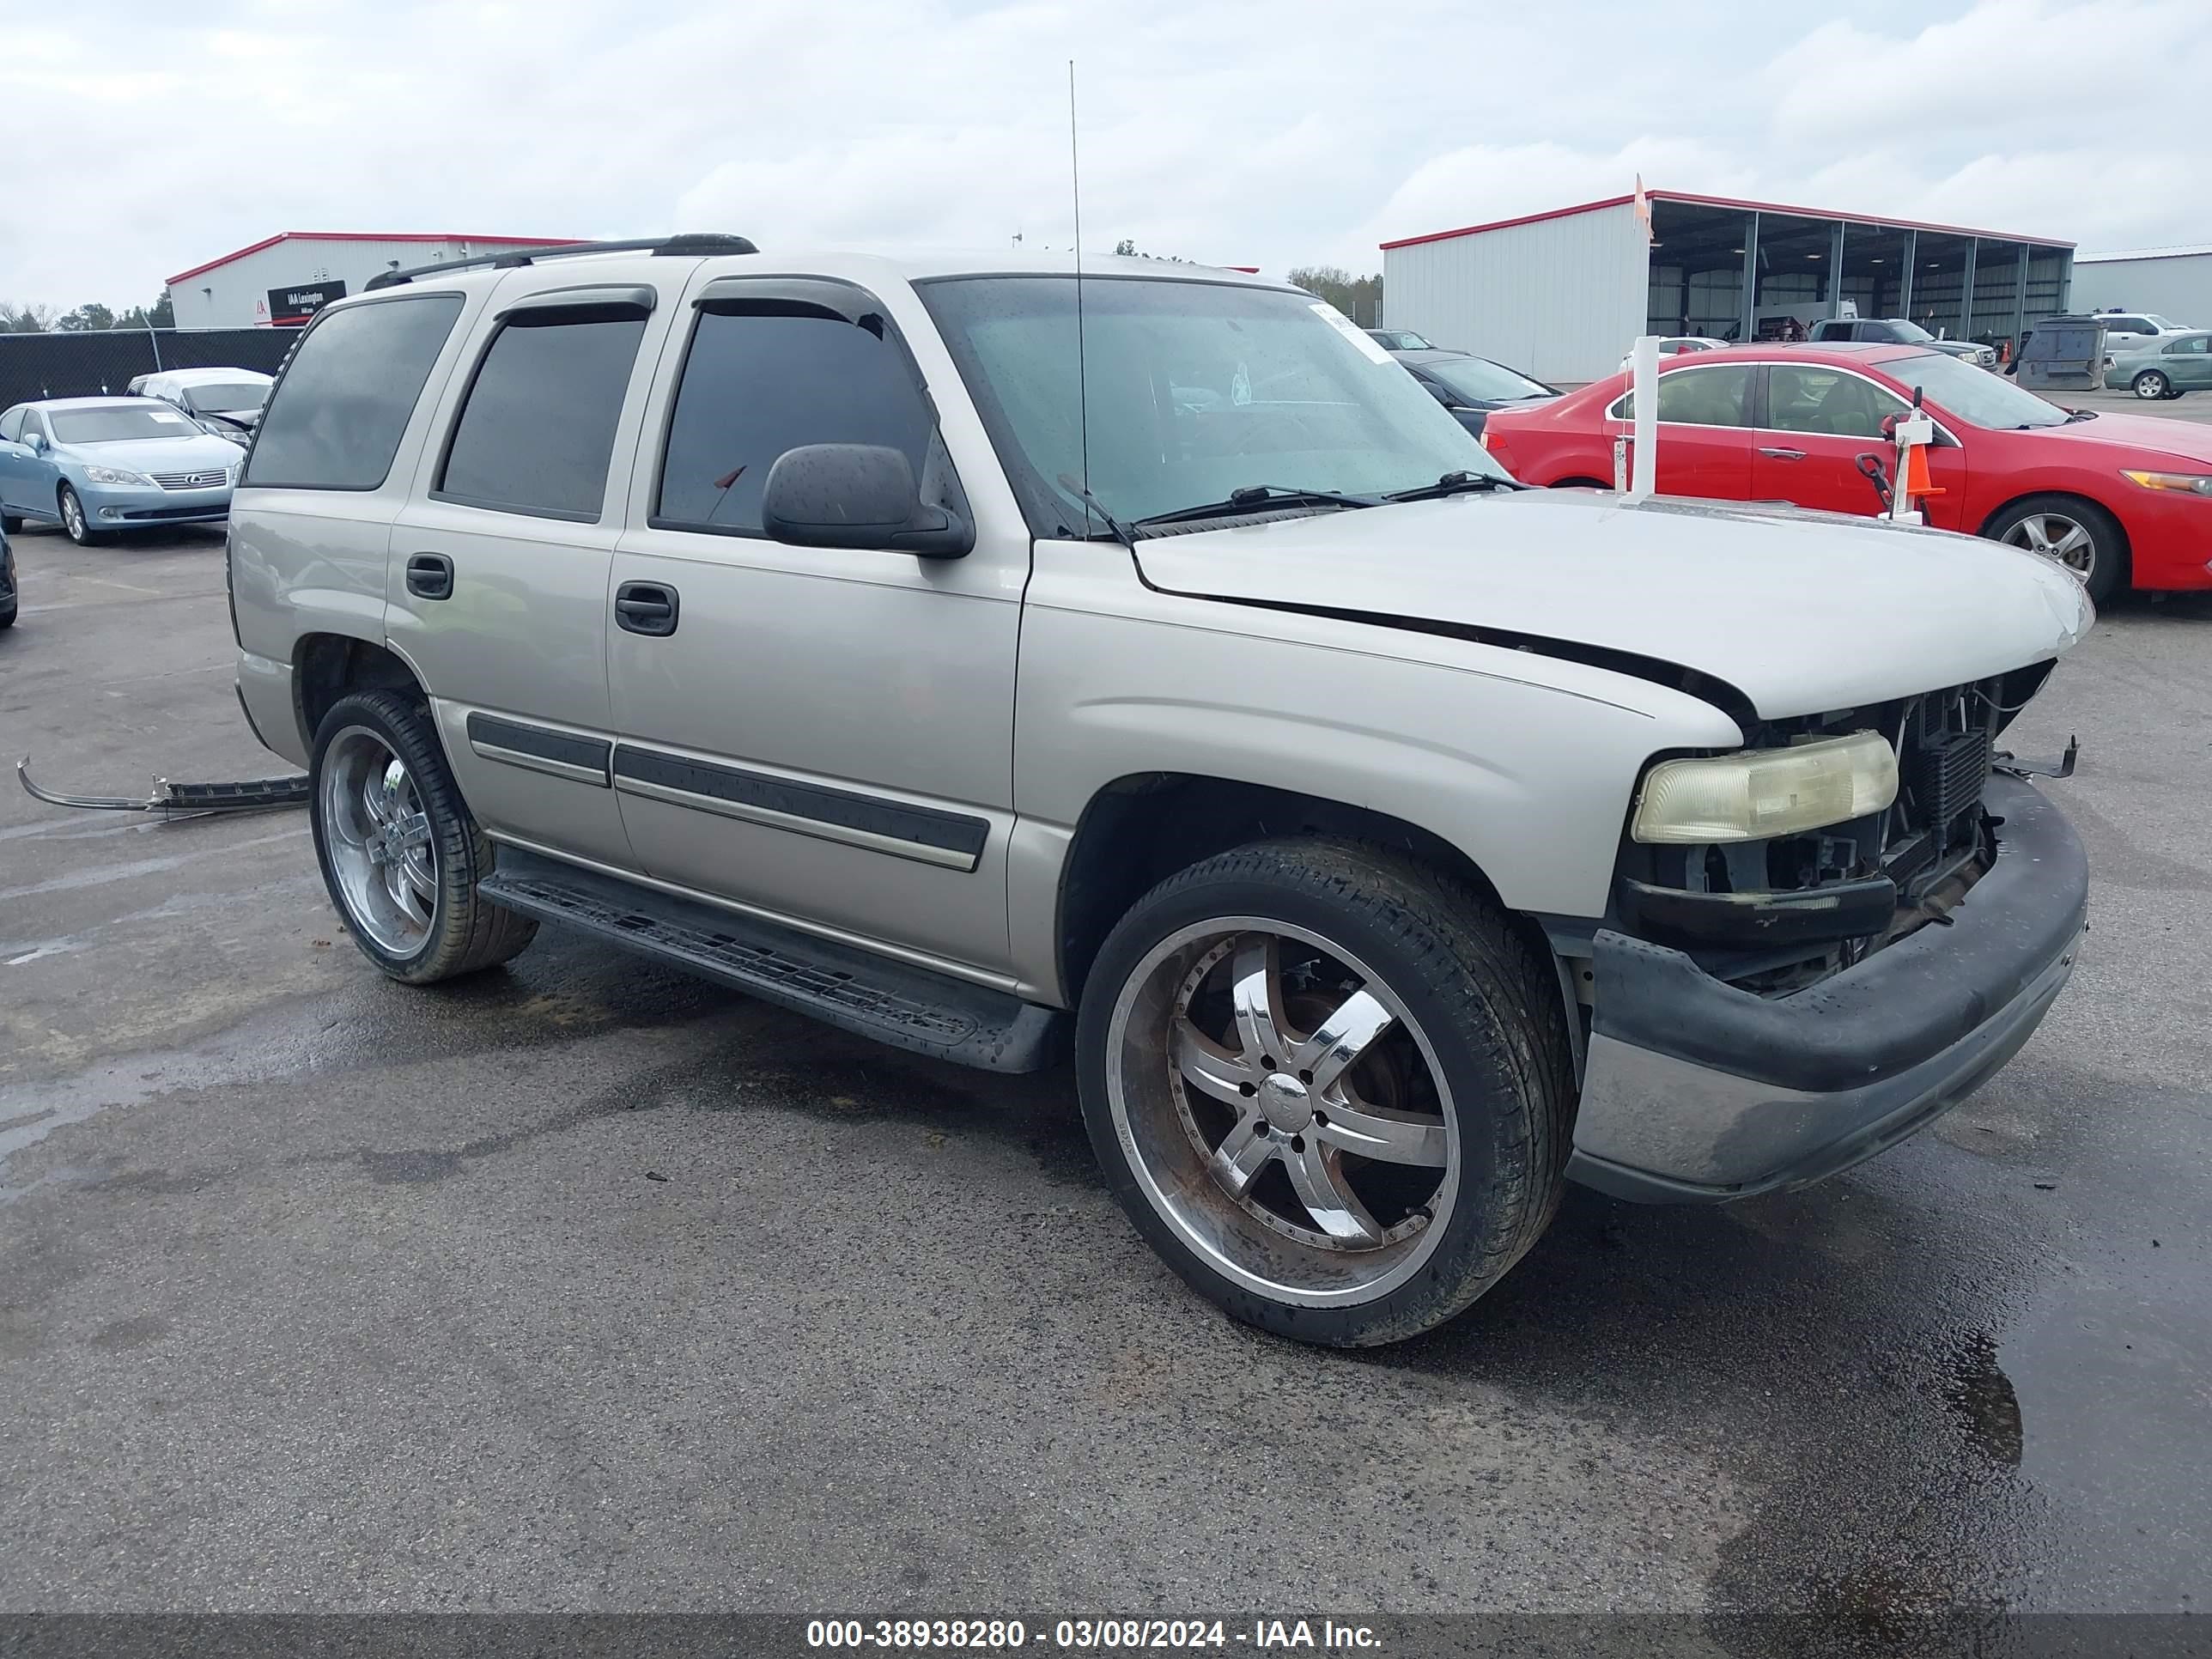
[82,465,155,486]
[2122,469,2212,497]
[1632,732,1899,844]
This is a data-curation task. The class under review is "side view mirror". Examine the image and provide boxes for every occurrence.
[761,443,974,559]
[1879,414,1899,441]
[23,431,46,453]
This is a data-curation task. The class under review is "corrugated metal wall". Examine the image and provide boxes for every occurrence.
[1382,204,1646,385]
[2071,254,2211,324]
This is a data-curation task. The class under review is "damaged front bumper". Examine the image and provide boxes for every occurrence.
[1566,774,2087,1202]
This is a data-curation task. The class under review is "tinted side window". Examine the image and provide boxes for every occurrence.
[1766,365,1906,439]
[437,316,647,521]
[1613,366,1755,426]
[2166,336,2209,355]
[246,295,465,490]
[655,308,932,535]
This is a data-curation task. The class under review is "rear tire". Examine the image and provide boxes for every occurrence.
[1075,837,1574,1346]
[1,514,21,533]
[2133,370,2170,400]
[308,689,537,984]
[1987,494,2126,608]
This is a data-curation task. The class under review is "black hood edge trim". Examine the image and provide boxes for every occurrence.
[1133,562,1759,732]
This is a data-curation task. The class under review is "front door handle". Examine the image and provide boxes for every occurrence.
[405,552,454,600]
[615,580,679,637]
[1758,446,1808,461]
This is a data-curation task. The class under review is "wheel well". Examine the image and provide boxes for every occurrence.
[293,634,423,749]
[1056,774,1534,1003]
[1552,477,1610,489]
[1978,490,2131,574]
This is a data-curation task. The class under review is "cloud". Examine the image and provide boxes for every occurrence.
[3,0,2205,311]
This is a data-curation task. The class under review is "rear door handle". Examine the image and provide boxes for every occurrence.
[405,552,454,600]
[615,580,679,637]
[1758,447,1808,461]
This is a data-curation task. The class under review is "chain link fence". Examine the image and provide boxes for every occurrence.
[0,329,297,407]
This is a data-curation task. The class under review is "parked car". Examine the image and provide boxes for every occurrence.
[233,240,2090,1347]
[1623,337,1729,367]
[1365,327,1434,351]
[2105,330,2212,400]
[2093,311,2193,353]
[1391,348,1559,436]
[1480,342,2212,604]
[136,368,274,441]
[0,521,15,630]
[1808,318,1998,370]
[0,398,244,544]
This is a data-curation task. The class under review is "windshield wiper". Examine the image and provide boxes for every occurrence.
[1129,483,1376,532]
[1383,471,1522,503]
[1056,474,1137,549]
[2064,408,2099,422]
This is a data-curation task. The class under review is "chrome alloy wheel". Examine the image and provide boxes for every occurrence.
[2002,510,2096,583]
[60,488,87,542]
[1103,919,1458,1307]
[319,726,437,955]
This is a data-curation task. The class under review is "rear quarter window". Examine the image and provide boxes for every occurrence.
[245,295,465,490]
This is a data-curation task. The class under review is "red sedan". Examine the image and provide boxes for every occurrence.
[1480,343,2212,604]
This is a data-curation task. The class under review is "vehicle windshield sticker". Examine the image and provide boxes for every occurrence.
[149,410,188,424]
[1231,362,1252,406]
[1311,302,1395,365]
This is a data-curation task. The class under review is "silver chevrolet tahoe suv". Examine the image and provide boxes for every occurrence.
[228,237,2093,1346]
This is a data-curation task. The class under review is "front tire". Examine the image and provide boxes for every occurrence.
[1075,838,1574,1347]
[1988,495,2126,607]
[2133,370,2170,400]
[1,513,21,533]
[308,689,537,984]
[58,484,99,546]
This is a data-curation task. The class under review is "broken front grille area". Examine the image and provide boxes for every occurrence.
[1617,661,2055,995]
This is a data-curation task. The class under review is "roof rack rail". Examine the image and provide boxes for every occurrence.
[366,234,757,291]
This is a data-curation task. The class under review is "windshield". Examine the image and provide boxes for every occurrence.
[2147,315,2184,331]
[47,404,207,444]
[1881,349,2069,428]
[182,381,270,414]
[919,276,1507,535]
[1370,330,1431,350]
[1425,356,1553,404]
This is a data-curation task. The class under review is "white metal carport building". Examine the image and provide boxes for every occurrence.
[166,232,580,330]
[2070,246,2212,325]
[1381,190,2075,385]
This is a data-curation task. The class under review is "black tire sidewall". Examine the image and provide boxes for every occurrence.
[1076,851,1553,1346]
[308,689,483,981]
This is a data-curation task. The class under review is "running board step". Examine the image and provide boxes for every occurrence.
[478,849,1063,1073]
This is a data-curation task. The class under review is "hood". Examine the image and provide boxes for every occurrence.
[58,433,245,471]
[2023,408,2212,466]
[1131,489,2092,720]
[1928,339,1991,359]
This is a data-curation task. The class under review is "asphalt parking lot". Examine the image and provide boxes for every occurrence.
[2,513,2208,1634]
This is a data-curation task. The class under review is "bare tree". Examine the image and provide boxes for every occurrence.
[0,301,56,334]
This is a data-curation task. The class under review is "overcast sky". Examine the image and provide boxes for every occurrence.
[5,0,2205,313]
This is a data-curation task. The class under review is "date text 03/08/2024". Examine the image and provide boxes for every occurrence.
[805,1619,1382,1650]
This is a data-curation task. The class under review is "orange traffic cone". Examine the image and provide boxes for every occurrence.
[1901,440,1944,504]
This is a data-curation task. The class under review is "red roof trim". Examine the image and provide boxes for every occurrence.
[1380,189,2072,254]
[1380,195,1634,251]
[168,231,582,286]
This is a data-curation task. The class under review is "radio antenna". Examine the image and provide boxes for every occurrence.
[1068,58,1096,538]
